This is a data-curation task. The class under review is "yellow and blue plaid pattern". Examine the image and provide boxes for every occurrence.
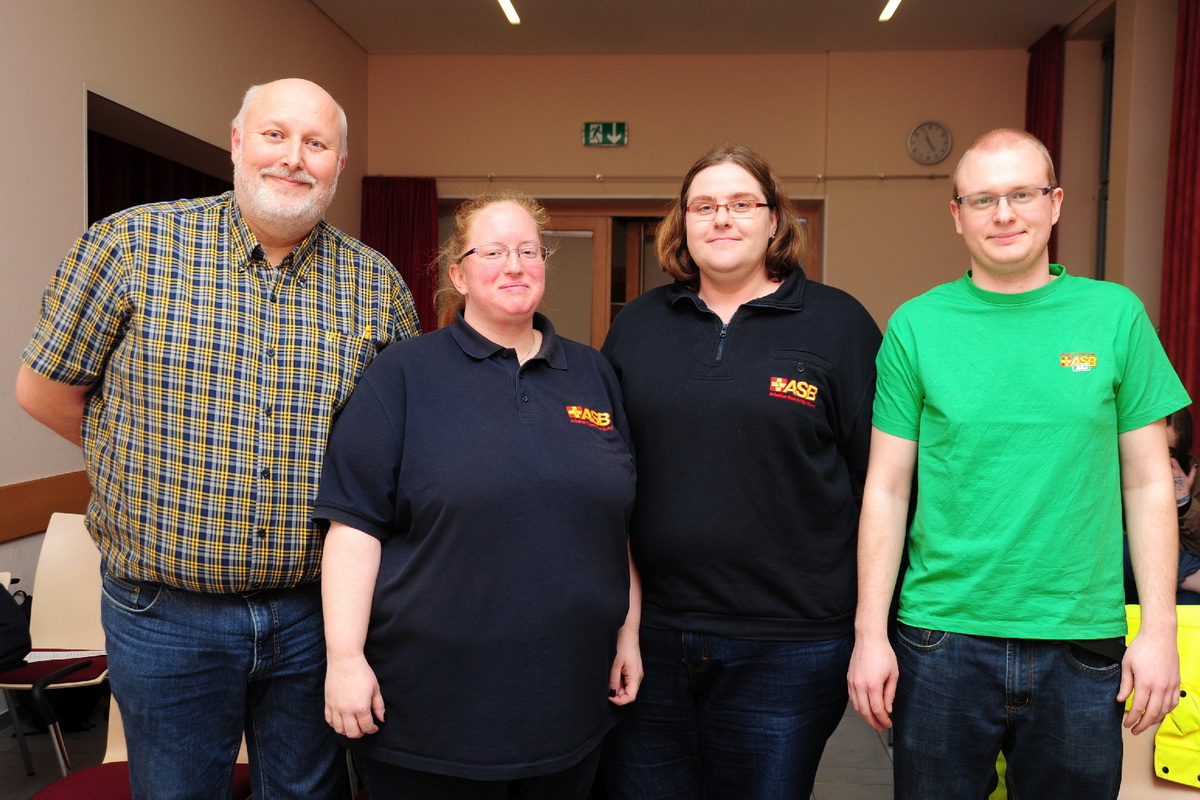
[23,192,420,592]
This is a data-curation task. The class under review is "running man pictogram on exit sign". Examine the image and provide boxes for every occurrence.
[583,122,628,147]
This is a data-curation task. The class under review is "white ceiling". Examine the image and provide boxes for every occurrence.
[309,0,1104,56]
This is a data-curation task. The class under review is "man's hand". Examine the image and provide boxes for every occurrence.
[1119,626,1180,735]
[848,634,899,731]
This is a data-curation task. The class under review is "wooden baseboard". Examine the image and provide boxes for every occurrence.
[0,471,91,543]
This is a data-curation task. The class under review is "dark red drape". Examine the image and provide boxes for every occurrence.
[1160,0,1200,418]
[361,176,439,333]
[1025,26,1063,264]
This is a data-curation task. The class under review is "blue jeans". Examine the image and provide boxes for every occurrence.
[101,573,346,800]
[1180,549,1200,604]
[892,622,1123,799]
[602,627,852,800]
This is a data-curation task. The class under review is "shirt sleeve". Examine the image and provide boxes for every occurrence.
[22,219,133,384]
[871,309,923,442]
[1113,301,1191,433]
[313,357,408,540]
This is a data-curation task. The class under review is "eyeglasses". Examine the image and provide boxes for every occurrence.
[955,186,1057,211]
[684,200,772,219]
[459,243,550,262]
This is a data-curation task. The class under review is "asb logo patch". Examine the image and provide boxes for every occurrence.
[769,376,819,407]
[1059,353,1098,372]
[566,405,613,430]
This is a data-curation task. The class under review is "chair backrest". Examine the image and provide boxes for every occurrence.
[29,513,104,650]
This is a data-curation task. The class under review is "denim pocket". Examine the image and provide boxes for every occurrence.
[101,572,166,614]
[1063,643,1123,676]
[894,621,952,652]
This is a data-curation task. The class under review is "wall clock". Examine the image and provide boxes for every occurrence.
[907,121,952,166]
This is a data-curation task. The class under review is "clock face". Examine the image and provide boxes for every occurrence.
[908,122,952,165]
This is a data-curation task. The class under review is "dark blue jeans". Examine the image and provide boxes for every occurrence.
[892,622,1123,799]
[602,627,851,800]
[101,574,346,800]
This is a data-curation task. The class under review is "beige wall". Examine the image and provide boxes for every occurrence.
[0,0,1178,496]
[1,0,368,485]
[367,53,829,197]
[1107,0,1177,319]
[366,50,1028,326]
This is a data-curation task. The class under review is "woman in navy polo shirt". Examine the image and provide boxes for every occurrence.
[315,192,640,800]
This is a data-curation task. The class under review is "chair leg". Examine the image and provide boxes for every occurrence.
[346,749,359,798]
[47,718,71,776]
[29,660,93,778]
[2,688,35,776]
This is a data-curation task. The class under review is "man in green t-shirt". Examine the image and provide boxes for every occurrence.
[847,128,1188,798]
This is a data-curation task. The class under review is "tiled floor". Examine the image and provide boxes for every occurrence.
[813,704,895,799]
[0,701,892,799]
[0,706,108,800]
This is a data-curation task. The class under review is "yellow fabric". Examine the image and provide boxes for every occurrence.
[987,753,1008,799]
[1125,604,1200,789]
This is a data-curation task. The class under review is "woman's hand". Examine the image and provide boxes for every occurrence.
[608,625,643,705]
[325,652,386,738]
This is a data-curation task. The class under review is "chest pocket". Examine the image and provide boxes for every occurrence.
[766,349,833,409]
[289,330,375,419]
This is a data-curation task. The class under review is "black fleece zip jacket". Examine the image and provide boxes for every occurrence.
[602,268,882,640]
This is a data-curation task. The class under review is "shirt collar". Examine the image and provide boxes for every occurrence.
[227,192,323,280]
[449,311,567,370]
[666,266,809,314]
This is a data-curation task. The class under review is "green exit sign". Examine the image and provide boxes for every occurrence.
[583,122,628,147]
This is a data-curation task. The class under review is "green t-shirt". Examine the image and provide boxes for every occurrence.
[874,265,1190,639]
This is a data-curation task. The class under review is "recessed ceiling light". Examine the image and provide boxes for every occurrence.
[879,0,903,21]
[498,0,521,25]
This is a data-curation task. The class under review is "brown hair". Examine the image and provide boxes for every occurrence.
[655,144,807,289]
[434,191,550,329]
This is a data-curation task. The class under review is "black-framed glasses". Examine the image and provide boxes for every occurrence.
[684,200,772,219]
[458,243,550,262]
[955,186,1057,211]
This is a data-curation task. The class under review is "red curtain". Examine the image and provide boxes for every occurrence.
[1025,26,1063,264]
[361,177,439,333]
[1160,0,1200,416]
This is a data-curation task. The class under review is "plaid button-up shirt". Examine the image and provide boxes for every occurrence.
[23,192,420,592]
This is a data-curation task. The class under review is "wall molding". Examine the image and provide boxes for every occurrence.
[0,472,90,543]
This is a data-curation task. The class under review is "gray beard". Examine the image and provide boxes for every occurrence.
[234,164,338,231]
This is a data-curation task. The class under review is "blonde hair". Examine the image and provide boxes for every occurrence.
[434,192,550,329]
[952,128,1056,198]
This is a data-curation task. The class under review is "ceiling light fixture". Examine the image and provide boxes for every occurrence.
[498,0,521,25]
[879,0,903,21]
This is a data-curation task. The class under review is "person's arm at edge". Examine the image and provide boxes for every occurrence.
[1120,418,1181,735]
[609,542,643,705]
[847,427,917,731]
[1177,458,1200,554]
[15,364,91,447]
[322,520,385,738]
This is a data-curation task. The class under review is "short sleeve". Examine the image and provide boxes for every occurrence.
[22,220,133,384]
[313,358,407,539]
[1113,304,1191,433]
[871,309,923,441]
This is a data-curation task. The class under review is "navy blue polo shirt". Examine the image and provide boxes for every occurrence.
[314,313,635,780]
